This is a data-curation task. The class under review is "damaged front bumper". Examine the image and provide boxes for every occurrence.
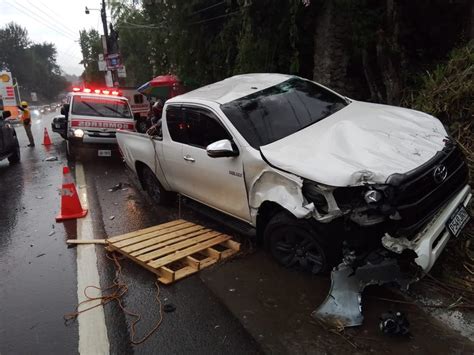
[313,184,472,328]
[382,184,472,272]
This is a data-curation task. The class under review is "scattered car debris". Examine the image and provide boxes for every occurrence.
[44,156,58,161]
[48,230,55,236]
[108,182,131,192]
[36,253,46,258]
[379,311,410,336]
[35,196,43,199]
[312,250,416,328]
[163,304,176,313]
[109,216,115,220]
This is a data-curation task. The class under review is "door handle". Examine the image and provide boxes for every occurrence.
[183,155,195,162]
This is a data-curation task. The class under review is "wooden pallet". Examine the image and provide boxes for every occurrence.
[106,219,240,284]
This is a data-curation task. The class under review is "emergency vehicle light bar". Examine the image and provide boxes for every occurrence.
[71,87,121,96]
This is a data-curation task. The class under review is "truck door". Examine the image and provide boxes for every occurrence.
[160,105,187,192]
[179,106,250,221]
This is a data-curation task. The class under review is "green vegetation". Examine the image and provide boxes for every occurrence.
[79,29,105,85]
[0,22,68,102]
[409,42,474,124]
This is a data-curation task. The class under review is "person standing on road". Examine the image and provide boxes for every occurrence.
[17,101,35,147]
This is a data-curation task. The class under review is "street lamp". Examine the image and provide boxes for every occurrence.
[84,6,99,15]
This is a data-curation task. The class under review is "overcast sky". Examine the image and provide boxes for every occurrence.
[0,0,111,76]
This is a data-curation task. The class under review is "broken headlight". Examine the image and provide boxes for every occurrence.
[303,181,328,213]
[364,189,383,204]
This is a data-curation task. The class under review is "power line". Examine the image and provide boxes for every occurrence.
[190,1,226,16]
[36,0,67,24]
[26,0,77,37]
[5,0,77,41]
[190,7,246,26]
[119,21,162,29]
[6,0,76,40]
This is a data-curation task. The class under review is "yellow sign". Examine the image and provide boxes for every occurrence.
[1,73,11,82]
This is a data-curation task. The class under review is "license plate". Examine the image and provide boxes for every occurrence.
[447,205,470,237]
[98,150,112,157]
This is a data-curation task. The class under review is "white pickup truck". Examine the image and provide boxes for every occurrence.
[117,74,471,279]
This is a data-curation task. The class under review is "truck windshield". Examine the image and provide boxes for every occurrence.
[72,96,132,119]
[220,77,348,149]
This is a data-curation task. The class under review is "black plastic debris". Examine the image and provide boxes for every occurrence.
[163,303,176,313]
[379,311,410,336]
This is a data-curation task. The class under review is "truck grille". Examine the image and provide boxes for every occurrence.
[86,131,116,138]
[388,143,469,230]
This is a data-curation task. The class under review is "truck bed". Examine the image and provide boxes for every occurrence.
[116,130,172,191]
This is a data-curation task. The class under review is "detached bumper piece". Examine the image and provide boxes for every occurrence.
[312,257,413,328]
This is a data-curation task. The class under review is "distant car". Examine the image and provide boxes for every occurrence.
[29,106,40,118]
[0,110,20,164]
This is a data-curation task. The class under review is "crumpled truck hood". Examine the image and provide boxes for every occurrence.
[260,100,447,187]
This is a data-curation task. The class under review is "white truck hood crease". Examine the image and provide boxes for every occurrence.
[260,100,447,187]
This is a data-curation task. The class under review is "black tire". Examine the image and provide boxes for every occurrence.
[264,211,339,274]
[66,141,77,161]
[142,166,175,205]
[8,141,20,164]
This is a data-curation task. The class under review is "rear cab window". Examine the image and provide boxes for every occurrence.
[72,95,132,119]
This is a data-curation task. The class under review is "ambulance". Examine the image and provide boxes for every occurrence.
[57,87,135,159]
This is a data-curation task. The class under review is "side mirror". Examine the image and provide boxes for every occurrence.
[2,110,11,119]
[60,104,70,117]
[206,139,239,158]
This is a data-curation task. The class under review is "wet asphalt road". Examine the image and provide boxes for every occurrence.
[1,112,473,354]
[0,112,259,355]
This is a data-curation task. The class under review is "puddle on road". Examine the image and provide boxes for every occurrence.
[201,251,474,354]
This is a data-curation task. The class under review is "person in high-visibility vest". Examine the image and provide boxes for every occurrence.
[17,101,35,147]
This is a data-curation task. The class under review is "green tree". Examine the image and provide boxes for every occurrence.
[79,29,104,85]
[0,22,69,102]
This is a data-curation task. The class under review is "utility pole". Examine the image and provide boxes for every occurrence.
[86,1,121,87]
[101,0,109,51]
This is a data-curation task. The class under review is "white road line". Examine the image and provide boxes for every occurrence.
[75,162,110,355]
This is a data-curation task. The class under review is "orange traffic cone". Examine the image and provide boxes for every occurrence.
[56,166,88,221]
[43,127,52,145]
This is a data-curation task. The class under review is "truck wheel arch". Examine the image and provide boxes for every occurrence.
[256,201,286,245]
[135,161,149,190]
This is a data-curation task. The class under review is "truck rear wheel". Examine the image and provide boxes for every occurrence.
[142,166,175,206]
[8,141,20,164]
[264,211,339,275]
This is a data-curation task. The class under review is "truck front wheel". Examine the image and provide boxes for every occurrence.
[264,212,339,275]
[142,166,175,206]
